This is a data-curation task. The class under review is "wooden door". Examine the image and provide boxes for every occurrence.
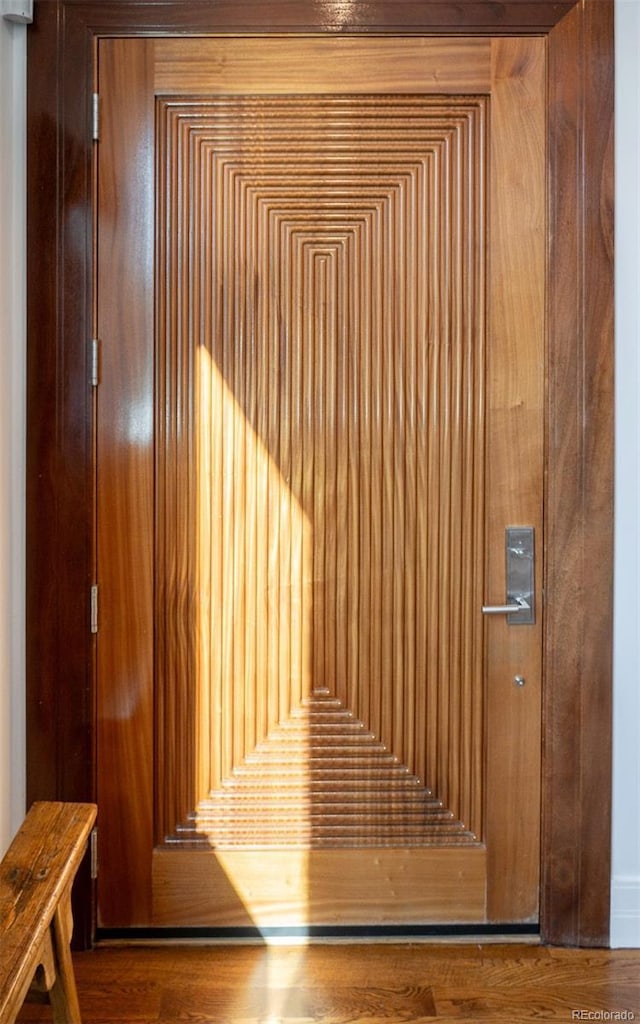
[96,36,545,930]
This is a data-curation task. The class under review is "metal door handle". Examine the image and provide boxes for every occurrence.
[482,527,535,625]
[482,596,530,615]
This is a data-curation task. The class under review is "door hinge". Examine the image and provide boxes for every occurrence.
[90,337,100,387]
[92,93,100,142]
[90,584,99,634]
[90,827,98,879]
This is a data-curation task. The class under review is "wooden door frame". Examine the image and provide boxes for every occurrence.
[26,0,614,948]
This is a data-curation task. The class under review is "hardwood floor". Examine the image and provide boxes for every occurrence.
[15,943,640,1023]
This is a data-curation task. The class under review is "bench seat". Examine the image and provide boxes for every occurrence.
[0,801,97,1024]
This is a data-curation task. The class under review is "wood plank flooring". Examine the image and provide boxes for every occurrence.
[15,943,640,1023]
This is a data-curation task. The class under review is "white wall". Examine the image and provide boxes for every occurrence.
[0,7,27,856]
[611,0,640,950]
[0,1,637,943]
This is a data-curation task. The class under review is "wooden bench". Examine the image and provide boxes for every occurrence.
[0,801,97,1024]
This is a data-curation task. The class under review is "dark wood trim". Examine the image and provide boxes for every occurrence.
[26,0,97,951]
[33,0,578,35]
[26,0,614,948]
[543,0,614,947]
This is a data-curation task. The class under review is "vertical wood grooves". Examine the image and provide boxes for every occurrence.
[470,97,486,836]
[157,95,487,845]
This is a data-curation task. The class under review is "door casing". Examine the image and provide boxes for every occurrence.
[25,0,614,948]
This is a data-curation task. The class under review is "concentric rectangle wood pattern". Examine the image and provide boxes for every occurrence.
[156,95,487,849]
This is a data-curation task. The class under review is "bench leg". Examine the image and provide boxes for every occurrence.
[48,886,82,1024]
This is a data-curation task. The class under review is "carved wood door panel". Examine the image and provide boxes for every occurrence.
[96,36,545,929]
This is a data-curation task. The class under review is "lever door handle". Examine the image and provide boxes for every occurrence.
[482,596,530,615]
[483,527,535,625]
